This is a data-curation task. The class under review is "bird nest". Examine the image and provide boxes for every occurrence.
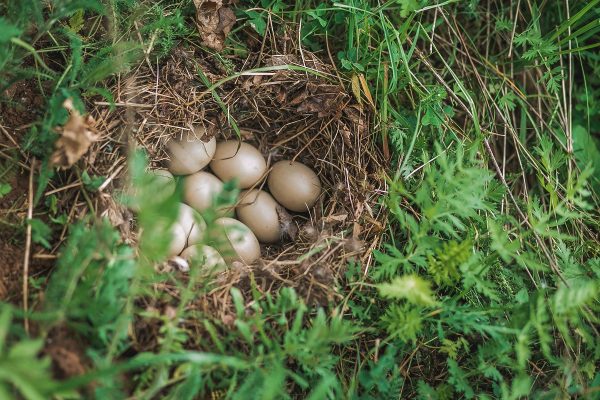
[87,44,386,340]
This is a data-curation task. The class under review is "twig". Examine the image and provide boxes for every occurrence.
[508,0,521,57]
[23,158,36,334]
[44,180,82,196]
[324,32,345,87]
[94,101,154,108]
[565,0,575,175]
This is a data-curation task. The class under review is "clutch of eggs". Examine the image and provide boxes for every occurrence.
[155,133,322,268]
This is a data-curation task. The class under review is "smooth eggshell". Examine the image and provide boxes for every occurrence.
[210,141,266,189]
[180,245,226,271]
[183,171,224,213]
[166,126,216,175]
[187,220,206,246]
[177,203,206,245]
[236,190,281,243]
[267,160,321,212]
[151,169,176,198]
[124,169,175,211]
[168,224,187,257]
[213,217,260,264]
[152,169,175,185]
[177,203,197,235]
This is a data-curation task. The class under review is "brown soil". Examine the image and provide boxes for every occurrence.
[1,80,45,127]
[0,172,28,302]
[44,325,90,379]
[2,78,78,382]
[0,79,52,303]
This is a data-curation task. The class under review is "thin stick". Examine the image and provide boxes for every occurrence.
[508,0,521,57]
[23,158,35,334]
[565,0,574,176]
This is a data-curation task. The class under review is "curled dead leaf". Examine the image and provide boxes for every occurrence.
[193,0,236,51]
[50,99,98,168]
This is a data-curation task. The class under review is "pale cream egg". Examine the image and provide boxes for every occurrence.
[183,171,224,213]
[180,245,227,271]
[268,160,321,212]
[236,189,282,243]
[210,141,266,188]
[213,217,261,264]
[166,126,216,175]
[168,224,187,257]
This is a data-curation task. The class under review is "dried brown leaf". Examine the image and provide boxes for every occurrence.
[343,238,364,253]
[193,0,236,51]
[351,74,362,105]
[288,90,309,106]
[343,105,368,136]
[276,86,287,103]
[50,99,98,168]
[293,83,347,118]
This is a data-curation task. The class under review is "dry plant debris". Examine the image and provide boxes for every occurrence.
[193,0,237,51]
[50,99,99,168]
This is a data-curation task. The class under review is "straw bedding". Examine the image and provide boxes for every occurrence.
[84,40,387,348]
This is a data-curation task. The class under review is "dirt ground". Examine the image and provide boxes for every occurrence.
[0,178,28,301]
[0,80,53,302]
[0,79,88,379]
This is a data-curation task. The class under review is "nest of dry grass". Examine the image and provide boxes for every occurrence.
[84,40,386,347]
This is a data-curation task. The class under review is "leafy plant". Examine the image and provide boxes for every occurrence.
[44,218,135,351]
[0,183,11,198]
[0,307,57,400]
